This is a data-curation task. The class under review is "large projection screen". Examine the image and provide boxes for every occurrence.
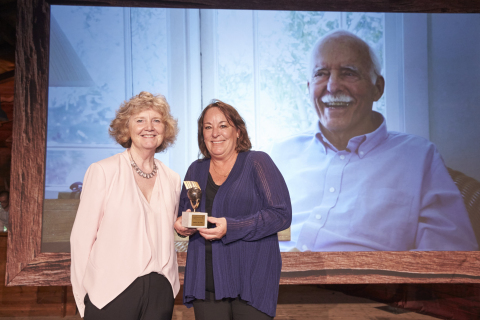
[6,0,480,286]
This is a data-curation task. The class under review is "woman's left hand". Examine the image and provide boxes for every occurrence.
[199,217,227,241]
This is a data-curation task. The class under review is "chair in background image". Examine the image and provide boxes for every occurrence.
[448,167,480,248]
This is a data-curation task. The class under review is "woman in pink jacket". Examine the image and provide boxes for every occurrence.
[70,91,181,320]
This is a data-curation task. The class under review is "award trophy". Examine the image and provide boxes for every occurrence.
[182,181,208,228]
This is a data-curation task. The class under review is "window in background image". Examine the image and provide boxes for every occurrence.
[45,7,385,196]
[210,10,385,150]
[46,6,169,198]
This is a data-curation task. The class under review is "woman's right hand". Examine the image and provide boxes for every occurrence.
[174,211,198,237]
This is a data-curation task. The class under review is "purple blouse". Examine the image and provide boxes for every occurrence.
[179,151,292,317]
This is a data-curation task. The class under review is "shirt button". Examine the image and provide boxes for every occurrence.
[359,151,364,156]
[302,245,308,251]
[315,214,321,220]
[329,187,335,193]
[340,155,345,160]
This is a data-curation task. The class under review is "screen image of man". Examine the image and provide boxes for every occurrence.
[269,30,478,252]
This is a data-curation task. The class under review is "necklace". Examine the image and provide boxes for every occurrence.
[129,152,157,179]
[212,163,231,177]
[211,156,236,177]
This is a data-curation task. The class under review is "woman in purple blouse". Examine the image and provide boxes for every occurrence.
[174,100,292,319]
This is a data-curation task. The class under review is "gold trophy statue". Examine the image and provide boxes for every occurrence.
[187,187,202,212]
[182,181,208,228]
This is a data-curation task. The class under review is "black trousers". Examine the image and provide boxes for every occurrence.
[84,272,174,320]
[193,291,273,320]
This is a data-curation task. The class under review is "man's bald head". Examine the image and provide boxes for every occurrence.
[309,30,381,84]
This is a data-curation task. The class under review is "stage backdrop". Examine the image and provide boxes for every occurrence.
[6,0,480,287]
[43,6,480,254]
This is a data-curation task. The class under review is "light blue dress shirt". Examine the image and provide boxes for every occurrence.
[269,112,478,252]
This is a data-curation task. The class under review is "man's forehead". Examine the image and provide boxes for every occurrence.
[311,39,370,71]
[311,56,367,75]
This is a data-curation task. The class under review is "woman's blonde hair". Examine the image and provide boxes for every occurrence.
[109,91,178,153]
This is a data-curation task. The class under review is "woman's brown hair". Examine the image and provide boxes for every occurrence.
[198,100,252,158]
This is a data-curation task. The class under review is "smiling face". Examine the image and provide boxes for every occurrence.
[308,33,384,140]
[128,109,165,153]
[203,107,239,160]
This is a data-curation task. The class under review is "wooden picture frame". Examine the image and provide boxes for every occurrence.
[6,0,480,286]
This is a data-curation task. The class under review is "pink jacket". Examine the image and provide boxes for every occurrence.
[70,150,180,317]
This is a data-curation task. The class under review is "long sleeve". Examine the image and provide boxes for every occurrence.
[181,151,289,317]
[270,114,478,252]
[70,163,106,317]
[223,152,292,244]
[69,151,180,317]
[415,151,478,251]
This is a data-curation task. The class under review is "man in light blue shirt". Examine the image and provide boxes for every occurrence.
[270,30,477,252]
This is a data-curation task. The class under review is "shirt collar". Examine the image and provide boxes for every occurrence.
[314,111,387,158]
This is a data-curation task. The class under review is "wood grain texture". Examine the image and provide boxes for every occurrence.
[6,0,50,286]
[8,253,71,286]
[6,0,480,287]
[178,252,480,285]
[1,235,77,316]
[280,252,480,275]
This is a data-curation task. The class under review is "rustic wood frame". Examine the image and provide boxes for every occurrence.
[6,0,480,286]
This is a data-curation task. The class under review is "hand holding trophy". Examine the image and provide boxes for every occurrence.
[182,181,208,228]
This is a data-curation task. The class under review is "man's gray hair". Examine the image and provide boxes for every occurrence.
[309,30,382,84]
